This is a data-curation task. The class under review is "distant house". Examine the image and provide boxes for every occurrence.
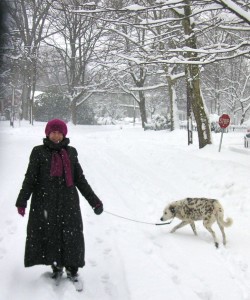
[119,102,140,118]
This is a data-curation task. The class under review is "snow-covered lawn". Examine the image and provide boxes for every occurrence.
[0,121,250,300]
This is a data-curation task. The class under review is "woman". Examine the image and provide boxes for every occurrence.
[16,119,103,281]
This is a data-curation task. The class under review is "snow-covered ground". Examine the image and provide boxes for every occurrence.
[0,121,250,300]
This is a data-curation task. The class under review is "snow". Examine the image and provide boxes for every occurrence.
[218,0,250,23]
[123,5,146,11]
[0,121,250,300]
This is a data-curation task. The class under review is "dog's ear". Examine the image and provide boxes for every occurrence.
[169,205,176,214]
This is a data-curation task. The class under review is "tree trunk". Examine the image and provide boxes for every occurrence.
[240,102,245,125]
[186,65,193,145]
[130,66,148,129]
[30,52,38,125]
[71,99,77,125]
[138,91,147,128]
[21,82,30,120]
[166,76,180,131]
[183,1,212,149]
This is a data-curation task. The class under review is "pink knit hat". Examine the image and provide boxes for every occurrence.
[45,119,68,137]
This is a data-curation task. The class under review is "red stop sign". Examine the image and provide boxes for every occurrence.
[219,114,230,128]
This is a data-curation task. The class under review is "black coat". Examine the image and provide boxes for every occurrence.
[16,138,102,268]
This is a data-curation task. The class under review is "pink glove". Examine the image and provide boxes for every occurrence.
[17,207,25,217]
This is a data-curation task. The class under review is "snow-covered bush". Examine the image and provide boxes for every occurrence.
[144,114,170,131]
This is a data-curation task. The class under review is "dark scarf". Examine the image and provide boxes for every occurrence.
[43,138,73,187]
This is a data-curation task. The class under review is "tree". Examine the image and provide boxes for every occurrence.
[4,0,56,124]
[76,99,96,125]
[178,1,212,148]
[146,6,184,131]
[226,59,250,124]
[213,0,250,25]
[0,0,8,67]
[44,1,107,124]
[34,88,70,121]
[3,0,250,148]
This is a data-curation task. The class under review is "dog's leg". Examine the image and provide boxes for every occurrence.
[216,212,232,246]
[203,221,219,248]
[217,221,226,245]
[170,221,189,233]
[190,222,197,235]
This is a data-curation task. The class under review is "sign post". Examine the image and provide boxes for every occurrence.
[218,114,230,152]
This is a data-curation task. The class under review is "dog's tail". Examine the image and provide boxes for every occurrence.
[217,216,233,227]
[214,201,233,227]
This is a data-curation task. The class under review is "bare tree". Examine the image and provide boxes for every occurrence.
[44,1,107,124]
[5,0,56,124]
[4,0,250,142]
[177,1,212,148]
[213,0,250,25]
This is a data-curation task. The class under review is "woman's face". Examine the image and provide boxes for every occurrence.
[48,131,64,143]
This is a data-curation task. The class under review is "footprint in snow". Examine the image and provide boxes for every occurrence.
[101,274,113,296]
[143,245,153,255]
[8,225,17,235]
[87,219,94,225]
[89,259,97,267]
[0,247,6,259]
[103,248,112,255]
[101,273,110,283]
[6,220,17,235]
[168,262,179,270]
[96,237,103,244]
[171,274,181,285]
[105,228,112,235]
[195,289,213,300]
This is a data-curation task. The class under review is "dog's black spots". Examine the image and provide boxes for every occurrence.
[170,206,175,214]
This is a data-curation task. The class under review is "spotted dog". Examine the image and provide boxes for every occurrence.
[160,198,233,248]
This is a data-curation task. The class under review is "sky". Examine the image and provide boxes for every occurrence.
[0,120,250,300]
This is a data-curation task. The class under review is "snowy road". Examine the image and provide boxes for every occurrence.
[0,122,250,300]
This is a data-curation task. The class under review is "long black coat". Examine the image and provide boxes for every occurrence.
[16,138,102,268]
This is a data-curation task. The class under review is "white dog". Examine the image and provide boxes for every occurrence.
[160,197,233,248]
